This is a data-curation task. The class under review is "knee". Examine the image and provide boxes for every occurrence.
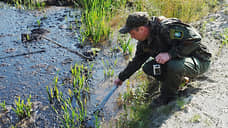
[143,60,157,76]
[165,61,184,74]
[142,63,152,75]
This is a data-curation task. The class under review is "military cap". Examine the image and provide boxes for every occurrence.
[119,12,149,34]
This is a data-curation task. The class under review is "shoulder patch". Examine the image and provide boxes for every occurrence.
[170,29,184,39]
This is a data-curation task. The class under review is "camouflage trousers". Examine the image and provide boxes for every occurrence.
[142,57,210,98]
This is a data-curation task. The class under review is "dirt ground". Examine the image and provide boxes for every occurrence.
[151,5,228,128]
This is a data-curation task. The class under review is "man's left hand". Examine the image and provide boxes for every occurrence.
[155,52,171,64]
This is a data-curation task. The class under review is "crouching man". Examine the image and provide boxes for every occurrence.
[114,12,211,105]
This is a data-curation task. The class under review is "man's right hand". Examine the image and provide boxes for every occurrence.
[114,78,123,86]
[155,52,171,64]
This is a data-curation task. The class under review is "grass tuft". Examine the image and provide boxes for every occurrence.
[221,28,228,46]
[0,100,7,111]
[12,95,32,119]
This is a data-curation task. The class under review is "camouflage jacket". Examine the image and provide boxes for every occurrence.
[118,17,211,81]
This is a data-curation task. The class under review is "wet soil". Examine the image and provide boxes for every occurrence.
[0,2,127,127]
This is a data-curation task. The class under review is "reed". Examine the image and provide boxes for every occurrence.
[0,100,6,111]
[79,0,112,44]
[71,64,89,123]
[46,75,63,104]
[37,19,41,27]
[12,0,45,10]
[71,64,90,92]
[47,63,95,127]
[146,0,219,22]
[101,58,115,78]
[12,95,32,119]
[77,0,217,44]
[47,79,88,127]
[77,0,127,44]
[60,97,82,128]
[118,35,134,56]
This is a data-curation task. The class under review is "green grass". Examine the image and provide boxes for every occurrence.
[76,0,129,44]
[12,95,32,119]
[176,98,186,109]
[60,97,87,128]
[101,58,116,78]
[138,0,219,23]
[46,64,97,127]
[118,35,132,55]
[113,74,153,128]
[37,19,41,27]
[190,114,201,123]
[217,28,228,56]
[12,0,45,10]
[46,74,63,104]
[75,0,219,45]
[221,28,228,46]
[0,100,6,111]
[77,0,112,44]
[110,70,191,128]
[200,21,208,36]
[71,64,91,92]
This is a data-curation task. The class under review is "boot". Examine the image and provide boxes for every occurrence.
[144,76,160,97]
[149,93,177,108]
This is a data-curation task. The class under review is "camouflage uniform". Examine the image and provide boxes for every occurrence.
[118,13,211,101]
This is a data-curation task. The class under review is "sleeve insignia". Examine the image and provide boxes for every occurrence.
[170,29,184,39]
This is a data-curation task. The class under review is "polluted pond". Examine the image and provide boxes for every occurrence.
[0,2,130,127]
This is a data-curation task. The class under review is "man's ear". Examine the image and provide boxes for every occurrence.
[139,26,144,32]
[140,26,148,33]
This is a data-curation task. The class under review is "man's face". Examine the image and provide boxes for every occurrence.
[129,27,148,41]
